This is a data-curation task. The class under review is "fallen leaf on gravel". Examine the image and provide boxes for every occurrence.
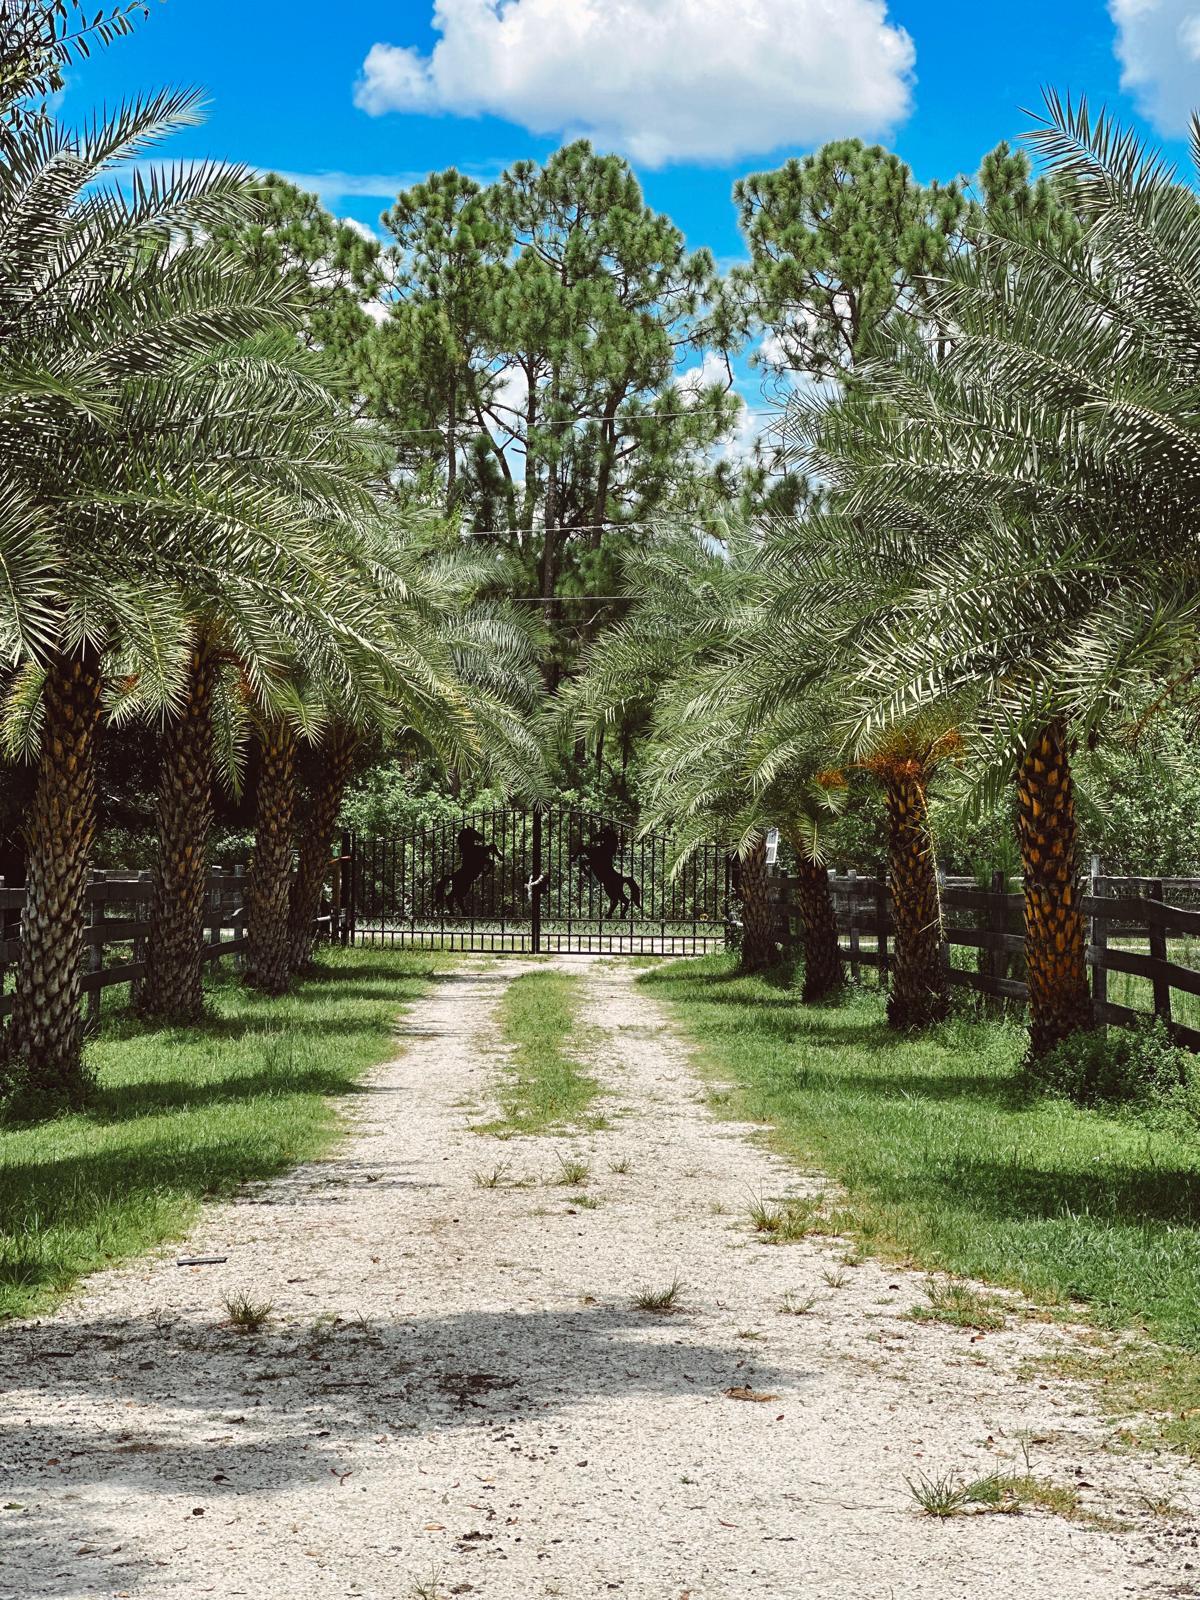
[723,1386,777,1403]
[717,1518,740,1527]
[424,1523,445,1531]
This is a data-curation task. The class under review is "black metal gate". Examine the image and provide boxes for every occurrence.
[341,807,727,956]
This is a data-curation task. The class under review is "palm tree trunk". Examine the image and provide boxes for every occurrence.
[1016,719,1092,1057]
[738,835,779,973]
[883,761,949,1029]
[137,638,216,1024]
[789,850,843,1002]
[287,725,356,975]
[3,644,103,1106]
[245,717,297,997]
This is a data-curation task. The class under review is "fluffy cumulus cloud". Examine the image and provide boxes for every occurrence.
[1111,0,1200,134]
[354,0,914,166]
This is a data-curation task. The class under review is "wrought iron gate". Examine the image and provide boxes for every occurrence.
[342,807,727,956]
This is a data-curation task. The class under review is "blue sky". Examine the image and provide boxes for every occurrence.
[66,0,1199,263]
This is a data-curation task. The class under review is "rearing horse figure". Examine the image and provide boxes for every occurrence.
[434,825,502,914]
[570,824,642,916]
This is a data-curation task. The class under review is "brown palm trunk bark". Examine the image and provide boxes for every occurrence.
[788,847,843,1002]
[137,639,216,1024]
[245,717,297,997]
[738,835,779,973]
[287,725,356,976]
[883,761,949,1029]
[3,645,103,1107]
[1017,719,1092,1057]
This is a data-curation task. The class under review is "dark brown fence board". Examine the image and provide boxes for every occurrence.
[947,969,1030,1001]
[945,927,1026,954]
[942,887,1025,914]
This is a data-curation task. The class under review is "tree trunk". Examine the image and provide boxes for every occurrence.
[3,644,103,1107]
[137,639,217,1024]
[789,850,843,1002]
[245,717,297,997]
[738,836,779,973]
[287,726,356,976]
[1017,719,1092,1057]
[883,762,949,1029]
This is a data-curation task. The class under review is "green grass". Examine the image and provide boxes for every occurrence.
[476,969,603,1136]
[641,954,1200,1447]
[0,947,442,1321]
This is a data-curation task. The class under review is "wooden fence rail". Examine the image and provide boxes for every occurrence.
[772,863,1200,1051]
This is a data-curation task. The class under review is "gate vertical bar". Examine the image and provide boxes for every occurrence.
[531,808,543,955]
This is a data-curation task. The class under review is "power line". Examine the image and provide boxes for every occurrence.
[389,403,799,441]
[451,515,778,539]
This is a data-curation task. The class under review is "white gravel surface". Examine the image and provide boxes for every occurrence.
[2,955,1200,1599]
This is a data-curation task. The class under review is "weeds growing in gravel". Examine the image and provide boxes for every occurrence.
[408,1567,445,1600]
[909,1279,1006,1332]
[822,1266,848,1289]
[224,1295,273,1332]
[906,1469,1091,1522]
[633,1277,684,1313]
[779,1291,820,1316]
[748,1193,821,1242]
[473,1162,512,1189]
[554,1154,590,1186]
[608,1156,633,1174]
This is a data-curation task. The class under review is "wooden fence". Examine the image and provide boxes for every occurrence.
[773,863,1200,1050]
[0,868,251,1024]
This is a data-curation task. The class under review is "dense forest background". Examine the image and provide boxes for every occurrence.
[4,132,1196,881]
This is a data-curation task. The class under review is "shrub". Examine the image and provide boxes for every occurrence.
[1028,1017,1200,1129]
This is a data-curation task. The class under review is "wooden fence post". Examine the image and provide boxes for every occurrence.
[778,870,794,957]
[847,868,860,981]
[875,864,889,983]
[1091,855,1108,1025]
[86,871,103,1030]
[232,863,246,972]
[988,869,1007,995]
[1147,877,1172,1025]
[937,865,951,986]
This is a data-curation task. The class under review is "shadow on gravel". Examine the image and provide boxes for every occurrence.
[0,1303,798,1596]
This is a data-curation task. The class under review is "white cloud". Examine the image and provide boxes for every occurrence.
[340,215,385,243]
[677,350,732,404]
[1111,0,1200,134]
[355,0,914,167]
[274,169,427,204]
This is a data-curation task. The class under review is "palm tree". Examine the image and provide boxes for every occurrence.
[245,707,301,996]
[0,73,312,1102]
[134,353,392,1022]
[781,94,1200,1054]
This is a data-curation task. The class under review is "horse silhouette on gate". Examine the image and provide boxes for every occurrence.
[570,824,642,917]
[434,825,502,914]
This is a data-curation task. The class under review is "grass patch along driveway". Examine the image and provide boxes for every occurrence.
[0,947,442,1321]
[641,955,1200,1356]
[476,967,603,1136]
